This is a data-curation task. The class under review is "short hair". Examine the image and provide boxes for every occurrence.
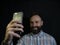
[29,12,44,21]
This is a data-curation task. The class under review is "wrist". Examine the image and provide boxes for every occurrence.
[1,40,10,45]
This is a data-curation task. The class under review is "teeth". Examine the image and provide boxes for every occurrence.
[33,28,37,30]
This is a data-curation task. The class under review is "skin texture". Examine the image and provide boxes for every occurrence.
[30,15,43,34]
[3,20,24,44]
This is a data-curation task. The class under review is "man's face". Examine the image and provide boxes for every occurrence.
[30,15,43,34]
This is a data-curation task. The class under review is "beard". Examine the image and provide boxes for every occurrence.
[30,26,42,34]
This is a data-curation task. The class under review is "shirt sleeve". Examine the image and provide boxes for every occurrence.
[53,38,57,45]
[51,37,57,45]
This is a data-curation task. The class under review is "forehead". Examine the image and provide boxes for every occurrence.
[30,15,42,21]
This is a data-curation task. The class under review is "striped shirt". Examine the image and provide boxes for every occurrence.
[12,30,57,45]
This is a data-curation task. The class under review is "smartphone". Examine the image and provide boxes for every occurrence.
[13,12,23,35]
[13,12,23,23]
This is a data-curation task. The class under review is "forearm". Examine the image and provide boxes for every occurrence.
[1,41,11,45]
[1,38,13,45]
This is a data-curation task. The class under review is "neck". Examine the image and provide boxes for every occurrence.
[31,30,42,35]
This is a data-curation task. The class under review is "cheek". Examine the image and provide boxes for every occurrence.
[37,24,41,27]
[37,22,43,26]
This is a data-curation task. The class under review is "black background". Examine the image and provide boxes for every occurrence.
[0,0,60,45]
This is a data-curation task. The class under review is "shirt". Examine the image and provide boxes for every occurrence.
[15,30,57,45]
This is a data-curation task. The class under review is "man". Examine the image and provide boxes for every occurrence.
[1,12,57,45]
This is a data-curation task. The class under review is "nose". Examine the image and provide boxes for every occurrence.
[33,22,37,27]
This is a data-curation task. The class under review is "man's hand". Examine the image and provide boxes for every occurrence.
[3,20,24,44]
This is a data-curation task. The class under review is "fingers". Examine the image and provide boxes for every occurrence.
[10,20,22,24]
[4,20,24,42]
[7,28,24,32]
[6,20,24,38]
[8,31,21,38]
[7,20,24,32]
[7,23,24,28]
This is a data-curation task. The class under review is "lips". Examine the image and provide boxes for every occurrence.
[32,27,38,30]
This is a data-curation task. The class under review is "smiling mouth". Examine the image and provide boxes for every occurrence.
[33,27,38,30]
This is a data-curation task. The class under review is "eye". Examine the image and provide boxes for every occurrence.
[36,21,38,23]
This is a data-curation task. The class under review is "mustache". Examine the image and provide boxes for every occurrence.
[31,26,38,28]
[30,26,40,30]
[30,26,42,30]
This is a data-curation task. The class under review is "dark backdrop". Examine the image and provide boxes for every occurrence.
[0,0,60,45]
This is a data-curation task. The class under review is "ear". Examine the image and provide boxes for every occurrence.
[41,21,43,26]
